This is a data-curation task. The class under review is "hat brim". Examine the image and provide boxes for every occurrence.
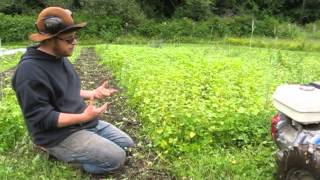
[30,22,87,42]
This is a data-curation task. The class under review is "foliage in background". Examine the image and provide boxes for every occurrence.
[0,13,34,42]
[135,15,313,40]
[173,0,214,21]
[1,0,320,24]
[0,0,319,43]
[1,12,319,43]
[224,37,320,52]
[0,52,23,72]
[96,44,320,178]
[75,15,124,42]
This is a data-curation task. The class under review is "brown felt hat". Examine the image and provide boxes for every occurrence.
[30,7,87,42]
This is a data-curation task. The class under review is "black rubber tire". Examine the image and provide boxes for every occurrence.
[276,146,320,180]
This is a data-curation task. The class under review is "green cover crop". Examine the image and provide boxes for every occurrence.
[96,44,320,156]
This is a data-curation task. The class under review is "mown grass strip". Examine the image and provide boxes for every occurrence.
[224,37,320,52]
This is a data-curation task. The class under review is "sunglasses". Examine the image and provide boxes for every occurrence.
[56,35,77,44]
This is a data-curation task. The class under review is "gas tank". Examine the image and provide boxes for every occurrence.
[273,83,320,125]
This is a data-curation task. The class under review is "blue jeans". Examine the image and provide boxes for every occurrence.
[46,120,134,174]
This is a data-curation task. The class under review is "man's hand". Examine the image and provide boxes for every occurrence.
[93,81,118,99]
[81,96,108,121]
[57,96,109,128]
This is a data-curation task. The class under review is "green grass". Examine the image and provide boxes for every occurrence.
[108,35,320,53]
[0,87,24,152]
[224,37,320,52]
[2,36,320,52]
[1,38,319,179]
[69,46,82,63]
[173,145,276,180]
[0,52,23,72]
[96,43,320,179]
[0,136,89,180]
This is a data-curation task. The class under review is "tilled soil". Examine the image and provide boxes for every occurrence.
[73,47,173,180]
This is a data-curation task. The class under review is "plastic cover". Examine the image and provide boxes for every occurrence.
[273,84,320,124]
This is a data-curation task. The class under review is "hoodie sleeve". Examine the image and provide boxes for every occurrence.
[12,62,59,130]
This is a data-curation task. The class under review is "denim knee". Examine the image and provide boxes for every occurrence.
[124,136,135,149]
[82,149,126,174]
[107,148,126,170]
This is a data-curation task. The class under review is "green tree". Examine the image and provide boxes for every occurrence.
[137,0,182,19]
[174,0,215,20]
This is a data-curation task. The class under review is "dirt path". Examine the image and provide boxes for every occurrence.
[74,47,173,179]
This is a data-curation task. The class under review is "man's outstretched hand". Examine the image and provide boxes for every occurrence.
[82,96,108,121]
[58,96,108,127]
[93,81,118,99]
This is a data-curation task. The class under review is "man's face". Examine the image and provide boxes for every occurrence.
[52,31,77,57]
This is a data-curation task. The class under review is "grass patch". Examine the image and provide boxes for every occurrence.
[224,37,320,52]
[69,46,82,63]
[0,136,89,180]
[172,145,276,180]
[0,52,23,72]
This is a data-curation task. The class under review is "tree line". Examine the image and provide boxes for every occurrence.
[0,0,319,24]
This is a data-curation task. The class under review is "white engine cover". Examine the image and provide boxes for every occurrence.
[273,83,320,124]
